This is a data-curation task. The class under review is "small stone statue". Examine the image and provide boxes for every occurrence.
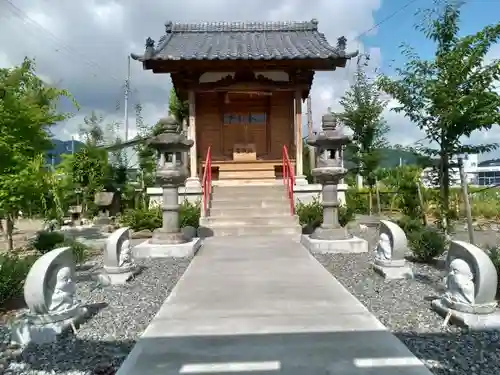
[431,240,500,329]
[118,239,134,268]
[375,233,391,261]
[103,227,139,284]
[443,258,475,306]
[10,247,88,345]
[48,266,78,313]
[371,220,413,280]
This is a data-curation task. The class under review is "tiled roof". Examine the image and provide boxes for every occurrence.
[132,19,353,62]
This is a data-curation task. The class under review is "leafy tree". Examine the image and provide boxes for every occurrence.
[134,104,156,193]
[62,112,111,215]
[104,119,128,187]
[0,58,76,249]
[377,0,500,232]
[168,87,188,126]
[339,57,389,214]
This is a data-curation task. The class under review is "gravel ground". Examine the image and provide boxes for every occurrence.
[0,255,192,375]
[314,227,500,375]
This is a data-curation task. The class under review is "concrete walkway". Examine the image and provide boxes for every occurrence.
[117,236,432,375]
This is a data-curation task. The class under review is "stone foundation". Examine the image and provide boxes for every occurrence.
[133,238,202,258]
[371,262,414,280]
[431,298,500,330]
[301,235,368,253]
[10,306,88,346]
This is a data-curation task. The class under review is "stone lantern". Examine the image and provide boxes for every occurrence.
[307,113,351,240]
[147,116,193,245]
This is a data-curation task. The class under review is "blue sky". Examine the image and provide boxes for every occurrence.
[357,0,500,160]
[362,0,500,74]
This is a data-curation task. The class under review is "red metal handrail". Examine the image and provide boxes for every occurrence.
[282,145,295,215]
[201,146,212,217]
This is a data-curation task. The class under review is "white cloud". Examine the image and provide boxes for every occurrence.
[1,0,496,161]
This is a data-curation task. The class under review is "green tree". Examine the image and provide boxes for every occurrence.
[168,87,188,126]
[339,57,389,214]
[0,58,76,249]
[134,104,156,192]
[104,119,128,187]
[377,0,500,232]
[64,112,111,215]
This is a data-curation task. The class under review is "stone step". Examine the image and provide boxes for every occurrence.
[211,193,288,202]
[212,186,287,197]
[218,169,276,179]
[210,199,291,210]
[203,224,302,237]
[201,215,298,227]
[213,185,285,193]
[212,179,282,187]
[209,206,291,217]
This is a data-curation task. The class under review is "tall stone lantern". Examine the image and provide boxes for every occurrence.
[148,116,193,245]
[307,113,352,240]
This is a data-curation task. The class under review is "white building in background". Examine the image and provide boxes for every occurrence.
[421,154,478,188]
[420,154,500,188]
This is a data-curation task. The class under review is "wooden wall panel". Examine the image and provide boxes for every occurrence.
[196,92,222,160]
[196,91,294,162]
[269,91,294,159]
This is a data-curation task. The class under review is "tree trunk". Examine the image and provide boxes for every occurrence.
[440,152,451,234]
[368,189,373,216]
[6,215,14,251]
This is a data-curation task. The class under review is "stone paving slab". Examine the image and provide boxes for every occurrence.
[118,235,432,375]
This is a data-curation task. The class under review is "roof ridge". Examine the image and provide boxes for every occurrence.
[164,19,319,33]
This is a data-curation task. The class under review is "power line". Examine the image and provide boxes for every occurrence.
[1,0,123,84]
[353,0,424,41]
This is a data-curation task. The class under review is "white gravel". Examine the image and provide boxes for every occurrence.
[0,255,192,375]
[314,228,500,375]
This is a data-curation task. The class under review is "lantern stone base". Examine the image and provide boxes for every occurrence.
[151,229,188,244]
[371,261,414,280]
[310,226,349,241]
[133,238,202,259]
[10,306,88,346]
[431,298,500,330]
[301,234,368,253]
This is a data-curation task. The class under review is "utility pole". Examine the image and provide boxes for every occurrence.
[124,55,131,142]
[71,136,75,155]
[306,95,315,172]
[458,157,474,244]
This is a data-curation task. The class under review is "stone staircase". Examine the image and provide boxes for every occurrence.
[199,185,302,237]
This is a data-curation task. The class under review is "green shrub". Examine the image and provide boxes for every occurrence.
[486,245,500,296]
[62,239,90,265]
[296,197,355,229]
[339,205,356,227]
[296,198,322,229]
[30,231,65,254]
[118,206,162,232]
[408,228,446,263]
[0,254,38,305]
[396,216,424,235]
[119,200,201,231]
[179,200,201,228]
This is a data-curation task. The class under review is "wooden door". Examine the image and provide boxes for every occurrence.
[222,94,269,159]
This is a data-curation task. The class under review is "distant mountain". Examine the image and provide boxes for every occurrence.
[341,147,429,169]
[46,139,84,166]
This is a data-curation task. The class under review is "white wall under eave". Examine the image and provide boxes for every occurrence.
[146,183,347,208]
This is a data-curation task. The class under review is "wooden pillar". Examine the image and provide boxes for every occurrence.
[187,91,199,181]
[295,91,304,177]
